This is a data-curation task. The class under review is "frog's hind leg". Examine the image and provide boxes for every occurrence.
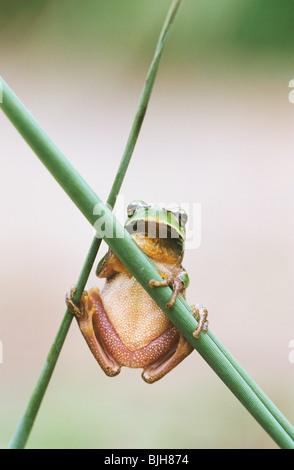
[66,287,121,378]
[142,334,193,384]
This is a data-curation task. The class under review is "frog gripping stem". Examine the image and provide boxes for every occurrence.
[149,274,186,310]
[191,304,209,339]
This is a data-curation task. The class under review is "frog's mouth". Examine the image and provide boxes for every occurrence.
[125,218,183,239]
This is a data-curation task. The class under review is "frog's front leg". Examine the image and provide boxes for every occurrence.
[149,270,209,339]
[149,269,189,309]
[66,287,121,377]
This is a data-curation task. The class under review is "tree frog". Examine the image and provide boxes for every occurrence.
[66,200,208,383]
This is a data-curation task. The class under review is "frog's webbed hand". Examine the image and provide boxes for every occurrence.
[149,270,189,310]
[66,287,85,318]
[190,304,209,338]
[149,273,209,338]
[66,287,101,324]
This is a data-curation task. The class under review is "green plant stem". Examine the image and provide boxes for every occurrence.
[1,75,294,449]
[3,0,183,449]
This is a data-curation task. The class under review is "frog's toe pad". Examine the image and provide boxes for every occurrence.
[149,278,170,288]
[191,304,209,338]
[65,287,85,318]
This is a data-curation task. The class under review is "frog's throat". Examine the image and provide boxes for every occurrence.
[132,233,182,264]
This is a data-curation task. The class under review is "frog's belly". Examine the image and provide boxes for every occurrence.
[100,272,172,351]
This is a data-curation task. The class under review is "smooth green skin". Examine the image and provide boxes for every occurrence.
[125,201,186,248]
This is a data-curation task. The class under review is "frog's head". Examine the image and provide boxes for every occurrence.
[124,200,187,262]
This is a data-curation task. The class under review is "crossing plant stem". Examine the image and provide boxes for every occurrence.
[1,0,294,450]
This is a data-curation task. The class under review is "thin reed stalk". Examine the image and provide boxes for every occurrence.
[2,0,183,449]
[2,74,294,448]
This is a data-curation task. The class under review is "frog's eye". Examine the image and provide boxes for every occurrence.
[171,208,188,227]
[127,200,149,218]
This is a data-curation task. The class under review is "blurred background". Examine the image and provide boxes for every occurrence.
[0,0,294,449]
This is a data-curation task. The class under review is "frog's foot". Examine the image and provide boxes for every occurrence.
[190,304,209,338]
[65,287,87,319]
[142,334,193,384]
[149,274,185,310]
